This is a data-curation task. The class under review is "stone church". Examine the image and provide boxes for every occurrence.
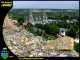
[24,10,47,24]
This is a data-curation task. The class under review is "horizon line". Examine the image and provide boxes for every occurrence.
[12,8,79,10]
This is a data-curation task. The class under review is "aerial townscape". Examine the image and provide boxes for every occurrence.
[3,9,79,57]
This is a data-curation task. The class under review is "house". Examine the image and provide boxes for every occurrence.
[60,28,66,37]
[72,19,77,22]
[66,20,70,23]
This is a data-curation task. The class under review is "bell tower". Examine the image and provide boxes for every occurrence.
[29,9,34,22]
[42,10,47,20]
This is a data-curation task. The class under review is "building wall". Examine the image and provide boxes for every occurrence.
[60,31,65,37]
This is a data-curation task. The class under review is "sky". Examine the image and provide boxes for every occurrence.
[13,1,79,9]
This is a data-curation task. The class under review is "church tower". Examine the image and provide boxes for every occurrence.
[42,10,47,20]
[29,9,34,22]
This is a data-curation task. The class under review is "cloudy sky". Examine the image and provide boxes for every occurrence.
[13,1,79,9]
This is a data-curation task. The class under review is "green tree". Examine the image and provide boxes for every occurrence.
[68,15,71,20]
[65,14,71,20]
[36,28,43,36]
[66,26,77,38]
[73,24,79,32]
[49,25,60,35]
[60,14,65,20]
[44,23,51,34]
[35,23,44,29]
[17,17,24,26]
[48,15,56,19]
[74,42,79,52]
[27,22,33,27]
[44,23,60,35]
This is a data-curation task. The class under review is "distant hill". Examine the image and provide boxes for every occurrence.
[10,9,79,12]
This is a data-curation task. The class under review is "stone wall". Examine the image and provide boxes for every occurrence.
[42,36,74,51]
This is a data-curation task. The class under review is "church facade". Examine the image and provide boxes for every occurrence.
[24,10,47,24]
